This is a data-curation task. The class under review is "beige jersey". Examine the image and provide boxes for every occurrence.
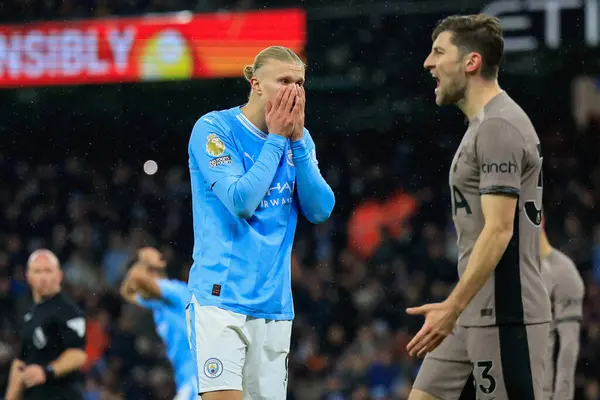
[450,92,551,326]
[542,249,585,322]
[542,248,584,400]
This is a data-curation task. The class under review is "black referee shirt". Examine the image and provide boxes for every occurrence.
[19,292,86,400]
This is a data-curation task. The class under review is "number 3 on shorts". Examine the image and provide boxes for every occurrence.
[475,361,497,395]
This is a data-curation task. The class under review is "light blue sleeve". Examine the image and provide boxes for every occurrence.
[291,129,335,223]
[135,295,157,309]
[156,279,188,308]
[189,115,287,219]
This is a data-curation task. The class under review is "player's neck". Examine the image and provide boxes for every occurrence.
[33,292,41,304]
[241,102,268,133]
[459,79,503,121]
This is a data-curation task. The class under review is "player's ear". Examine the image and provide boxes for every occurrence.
[250,77,263,96]
[25,269,32,286]
[464,52,482,75]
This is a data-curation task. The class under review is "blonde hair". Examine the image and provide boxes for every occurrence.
[243,46,305,82]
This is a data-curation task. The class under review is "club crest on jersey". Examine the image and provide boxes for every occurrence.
[286,149,294,167]
[33,327,47,349]
[206,134,225,157]
[204,358,223,378]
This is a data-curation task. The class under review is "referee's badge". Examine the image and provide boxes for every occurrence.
[204,358,223,378]
[206,134,226,157]
[33,327,47,349]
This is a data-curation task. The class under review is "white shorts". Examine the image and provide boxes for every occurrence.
[185,295,292,399]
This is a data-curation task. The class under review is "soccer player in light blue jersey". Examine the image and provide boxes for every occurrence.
[120,247,198,400]
[186,46,335,400]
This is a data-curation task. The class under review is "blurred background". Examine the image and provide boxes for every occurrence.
[0,0,599,399]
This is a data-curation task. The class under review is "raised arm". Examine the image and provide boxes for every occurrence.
[124,266,162,302]
[289,86,334,224]
[125,267,187,309]
[291,132,335,224]
[190,86,298,219]
[189,117,285,219]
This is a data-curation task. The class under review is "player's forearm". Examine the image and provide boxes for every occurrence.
[5,359,25,400]
[291,139,335,223]
[447,224,513,313]
[50,348,87,377]
[130,270,162,299]
[120,290,139,304]
[119,277,140,304]
[214,135,286,219]
[554,322,580,399]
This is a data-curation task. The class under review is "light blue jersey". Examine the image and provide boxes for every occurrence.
[137,279,197,395]
[187,106,335,320]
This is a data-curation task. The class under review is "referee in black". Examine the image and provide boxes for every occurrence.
[4,249,87,400]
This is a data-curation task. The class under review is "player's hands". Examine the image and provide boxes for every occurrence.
[21,364,46,387]
[120,268,139,300]
[266,85,298,138]
[291,85,305,142]
[405,300,461,358]
[123,278,138,296]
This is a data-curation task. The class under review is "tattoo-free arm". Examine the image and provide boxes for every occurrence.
[5,358,25,400]
[447,194,517,312]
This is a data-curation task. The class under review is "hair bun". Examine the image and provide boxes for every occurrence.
[243,65,254,81]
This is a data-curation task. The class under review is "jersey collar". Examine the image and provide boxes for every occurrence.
[235,107,268,140]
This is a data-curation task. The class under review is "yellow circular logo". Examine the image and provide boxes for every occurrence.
[140,29,193,81]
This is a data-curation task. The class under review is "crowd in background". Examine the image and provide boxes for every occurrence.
[0,116,599,399]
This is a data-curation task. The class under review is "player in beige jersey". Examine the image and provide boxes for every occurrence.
[540,222,584,400]
[406,14,551,400]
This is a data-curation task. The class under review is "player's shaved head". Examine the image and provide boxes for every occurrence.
[27,249,60,270]
[26,249,62,301]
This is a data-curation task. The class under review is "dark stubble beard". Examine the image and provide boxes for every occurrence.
[439,73,467,106]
